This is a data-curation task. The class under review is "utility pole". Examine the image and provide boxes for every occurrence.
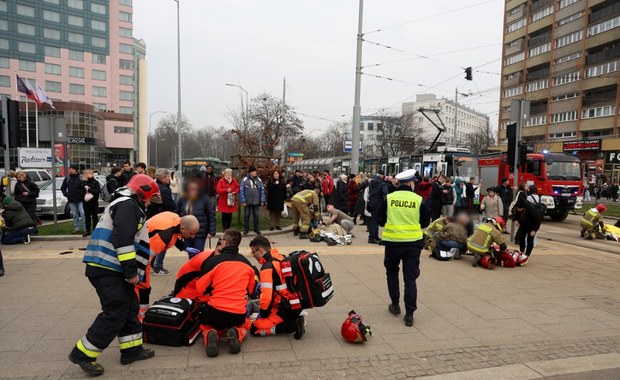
[175,0,183,176]
[454,88,458,146]
[351,0,364,175]
[2,95,10,189]
[281,77,286,168]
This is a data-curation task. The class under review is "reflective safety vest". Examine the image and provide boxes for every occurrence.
[83,197,151,281]
[382,190,423,242]
[293,189,319,206]
[581,209,601,228]
[424,217,447,238]
[467,222,502,254]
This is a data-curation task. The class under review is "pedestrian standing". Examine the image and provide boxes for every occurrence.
[376,169,430,327]
[440,178,455,217]
[81,169,101,237]
[347,174,358,221]
[120,160,136,186]
[367,170,389,244]
[176,179,216,252]
[135,162,147,175]
[515,185,542,259]
[453,178,465,215]
[480,187,503,222]
[170,171,180,203]
[333,174,349,213]
[239,165,266,235]
[61,165,85,234]
[105,167,123,195]
[216,168,240,231]
[14,171,40,226]
[266,170,286,231]
[321,170,334,206]
[354,175,368,226]
[497,177,513,232]
[430,175,445,220]
[201,164,220,209]
[465,177,480,214]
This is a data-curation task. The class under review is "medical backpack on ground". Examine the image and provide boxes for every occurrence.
[280,250,334,310]
[143,296,201,347]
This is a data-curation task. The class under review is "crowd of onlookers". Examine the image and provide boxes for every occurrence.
[584,182,620,203]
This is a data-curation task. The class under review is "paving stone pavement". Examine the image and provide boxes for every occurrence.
[2,222,620,379]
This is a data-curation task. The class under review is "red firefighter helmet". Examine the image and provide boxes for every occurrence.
[126,174,161,203]
[341,310,372,343]
[491,217,506,231]
[596,203,607,213]
[479,255,497,270]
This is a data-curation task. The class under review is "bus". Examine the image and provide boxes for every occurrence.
[181,157,230,178]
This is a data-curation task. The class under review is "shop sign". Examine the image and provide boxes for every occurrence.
[606,151,620,164]
[562,139,601,152]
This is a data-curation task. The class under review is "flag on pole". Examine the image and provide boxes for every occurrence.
[16,74,40,106]
[36,84,55,109]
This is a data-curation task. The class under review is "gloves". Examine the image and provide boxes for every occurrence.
[185,247,201,259]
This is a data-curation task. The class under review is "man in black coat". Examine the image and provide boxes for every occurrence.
[61,165,85,234]
[430,175,445,221]
[121,160,136,187]
[496,177,513,232]
[367,170,389,244]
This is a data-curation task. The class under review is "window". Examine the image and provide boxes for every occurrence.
[94,103,106,111]
[557,12,581,26]
[526,115,546,127]
[93,86,107,97]
[44,28,60,40]
[527,79,548,92]
[0,1,6,11]
[43,10,60,22]
[68,15,84,27]
[16,4,34,17]
[45,81,61,93]
[0,57,9,68]
[119,11,132,22]
[588,16,620,37]
[507,18,526,33]
[119,106,133,114]
[18,42,36,54]
[69,84,85,95]
[0,38,8,49]
[586,61,618,78]
[92,69,106,81]
[551,111,577,123]
[19,60,36,72]
[555,30,582,48]
[44,63,61,75]
[552,92,578,102]
[92,54,106,64]
[582,105,615,119]
[505,52,525,66]
[17,23,35,36]
[119,75,133,85]
[554,52,581,64]
[43,0,60,4]
[91,20,106,31]
[503,86,523,98]
[506,39,521,48]
[91,3,106,14]
[505,72,519,80]
[119,91,133,100]
[529,42,551,58]
[119,43,133,54]
[91,37,106,48]
[0,75,9,87]
[0,19,7,31]
[531,5,553,22]
[68,0,83,10]
[553,71,580,86]
[45,46,61,57]
[119,59,134,69]
[119,27,132,38]
[69,50,84,61]
[507,6,521,16]
[558,0,579,9]
[69,66,84,78]
[68,32,84,44]
[120,0,132,6]
[549,131,576,139]
[114,126,134,134]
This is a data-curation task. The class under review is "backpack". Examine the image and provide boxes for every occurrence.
[100,179,115,202]
[525,195,546,221]
[277,250,334,310]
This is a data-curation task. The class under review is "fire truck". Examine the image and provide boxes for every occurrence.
[478,152,583,221]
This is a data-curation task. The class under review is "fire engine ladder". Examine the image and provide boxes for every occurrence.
[418,108,447,153]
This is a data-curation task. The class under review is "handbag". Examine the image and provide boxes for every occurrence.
[281,205,289,218]
[84,192,94,202]
[227,192,235,207]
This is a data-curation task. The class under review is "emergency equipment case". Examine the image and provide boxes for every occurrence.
[143,296,200,346]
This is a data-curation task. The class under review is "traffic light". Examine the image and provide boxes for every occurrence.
[518,142,534,168]
[506,123,517,171]
[0,98,22,148]
[464,67,473,81]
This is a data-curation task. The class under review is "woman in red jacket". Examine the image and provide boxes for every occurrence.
[347,174,358,222]
[216,168,240,230]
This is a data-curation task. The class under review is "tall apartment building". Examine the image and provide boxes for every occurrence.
[402,94,490,147]
[499,0,620,144]
[0,0,147,168]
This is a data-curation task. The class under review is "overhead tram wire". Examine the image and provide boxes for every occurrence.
[363,0,499,35]
[363,39,464,69]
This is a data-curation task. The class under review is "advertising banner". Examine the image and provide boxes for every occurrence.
[54,143,69,177]
[18,148,52,168]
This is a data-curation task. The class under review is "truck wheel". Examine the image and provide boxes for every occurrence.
[549,212,568,222]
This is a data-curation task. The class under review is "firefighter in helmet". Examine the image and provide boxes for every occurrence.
[467,217,507,268]
[580,203,607,240]
[291,188,320,239]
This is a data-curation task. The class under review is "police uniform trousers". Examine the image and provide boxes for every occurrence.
[71,266,143,360]
[384,244,421,314]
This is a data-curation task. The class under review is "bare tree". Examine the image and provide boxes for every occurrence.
[376,111,426,157]
[465,122,496,155]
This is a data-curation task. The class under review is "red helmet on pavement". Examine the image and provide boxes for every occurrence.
[595,203,607,213]
[479,255,497,270]
[126,174,161,203]
[491,217,506,231]
[341,310,372,343]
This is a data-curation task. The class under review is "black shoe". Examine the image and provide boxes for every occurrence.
[205,330,219,357]
[69,352,104,376]
[388,303,401,315]
[120,348,155,365]
[275,226,282,230]
[243,231,249,236]
[269,227,275,231]
[293,229,299,236]
[0,269,4,277]
[226,328,241,354]
[255,230,261,235]
[294,316,305,340]
[368,238,381,244]
[299,234,309,239]
[404,314,414,327]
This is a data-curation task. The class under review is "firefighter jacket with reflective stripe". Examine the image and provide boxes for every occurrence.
[424,217,448,238]
[83,196,151,280]
[382,190,424,243]
[581,209,602,228]
[467,221,505,254]
[147,211,186,255]
[293,190,319,207]
[195,246,256,315]
[257,249,289,318]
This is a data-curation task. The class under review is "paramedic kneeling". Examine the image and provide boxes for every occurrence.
[248,235,306,339]
[376,169,430,327]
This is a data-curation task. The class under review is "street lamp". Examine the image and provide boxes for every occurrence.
[149,111,167,165]
[174,0,183,175]
[155,138,166,167]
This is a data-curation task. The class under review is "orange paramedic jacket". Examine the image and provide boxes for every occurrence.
[173,251,214,299]
[257,249,290,318]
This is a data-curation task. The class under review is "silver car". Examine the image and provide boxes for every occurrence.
[35,177,108,218]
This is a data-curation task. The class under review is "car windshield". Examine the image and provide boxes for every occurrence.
[452,156,478,179]
[41,178,64,190]
[546,161,581,181]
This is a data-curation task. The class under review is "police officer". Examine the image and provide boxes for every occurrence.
[68,174,161,376]
[376,169,430,327]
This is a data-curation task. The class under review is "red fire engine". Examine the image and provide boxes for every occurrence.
[478,152,583,221]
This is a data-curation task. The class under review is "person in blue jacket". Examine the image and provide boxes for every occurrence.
[239,165,266,235]
[176,178,216,251]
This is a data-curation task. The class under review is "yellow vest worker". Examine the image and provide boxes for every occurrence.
[376,169,430,327]
[580,204,606,239]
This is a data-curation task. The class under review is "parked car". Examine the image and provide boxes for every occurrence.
[35,177,108,218]
[23,169,52,187]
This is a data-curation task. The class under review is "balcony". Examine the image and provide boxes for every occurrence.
[527,51,553,67]
[587,27,620,50]
[580,116,617,131]
[521,125,547,137]
[581,74,618,91]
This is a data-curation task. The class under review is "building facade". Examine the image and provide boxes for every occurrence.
[0,0,145,169]
[402,94,490,147]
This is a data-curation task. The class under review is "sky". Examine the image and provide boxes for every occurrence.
[133,0,505,135]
